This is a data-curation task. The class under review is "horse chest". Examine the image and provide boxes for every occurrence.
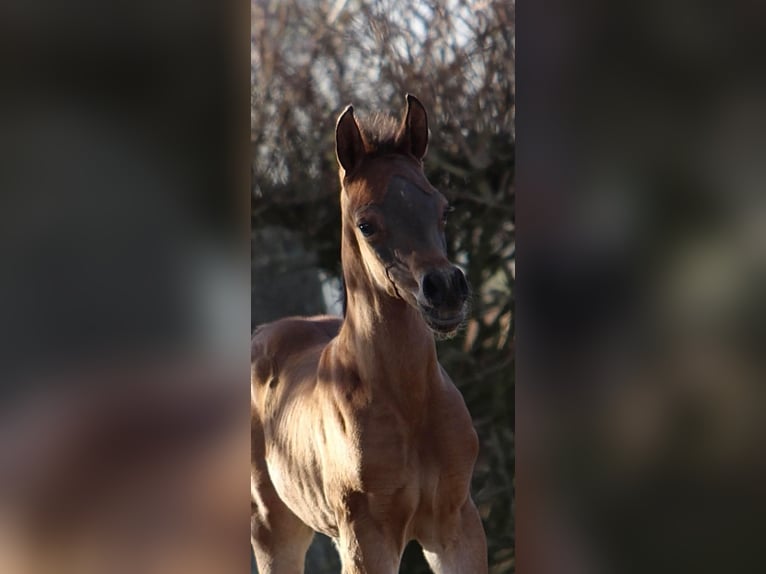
[354,403,412,491]
[355,387,478,506]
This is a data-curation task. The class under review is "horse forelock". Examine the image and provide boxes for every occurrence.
[356,113,401,155]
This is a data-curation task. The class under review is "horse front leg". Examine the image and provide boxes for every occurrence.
[421,498,488,574]
[335,517,405,574]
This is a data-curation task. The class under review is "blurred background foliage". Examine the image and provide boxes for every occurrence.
[251,0,514,571]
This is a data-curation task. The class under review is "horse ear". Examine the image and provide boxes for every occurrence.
[335,105,366,174]
[397,94,429,161]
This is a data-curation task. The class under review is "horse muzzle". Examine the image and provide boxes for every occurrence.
[418,266,470,334]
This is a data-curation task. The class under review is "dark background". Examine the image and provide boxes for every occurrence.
[0,1,251,572]
[517,0,766,572]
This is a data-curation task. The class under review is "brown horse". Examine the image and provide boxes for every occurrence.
[251,95,487,573]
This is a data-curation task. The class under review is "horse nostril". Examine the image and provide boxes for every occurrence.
[422,271,445,307]
[453,268,469,299]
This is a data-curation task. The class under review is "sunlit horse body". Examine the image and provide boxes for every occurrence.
[251,95,487,573]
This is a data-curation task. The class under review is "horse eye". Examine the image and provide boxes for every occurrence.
[358,222,375,237]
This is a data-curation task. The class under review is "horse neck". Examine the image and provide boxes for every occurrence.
[337,237,440,403]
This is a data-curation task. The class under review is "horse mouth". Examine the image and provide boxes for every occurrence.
[420,307,466,336]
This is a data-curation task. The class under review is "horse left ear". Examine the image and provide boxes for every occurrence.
[336,104,366,175]
[397,94,429,161]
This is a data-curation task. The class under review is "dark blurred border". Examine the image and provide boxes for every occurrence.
[0,1,251,572]
[518,1,766,573]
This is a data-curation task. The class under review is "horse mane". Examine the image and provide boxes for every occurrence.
[357,113,402,156]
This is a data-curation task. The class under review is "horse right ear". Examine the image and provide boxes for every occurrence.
[335,105,366,175]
